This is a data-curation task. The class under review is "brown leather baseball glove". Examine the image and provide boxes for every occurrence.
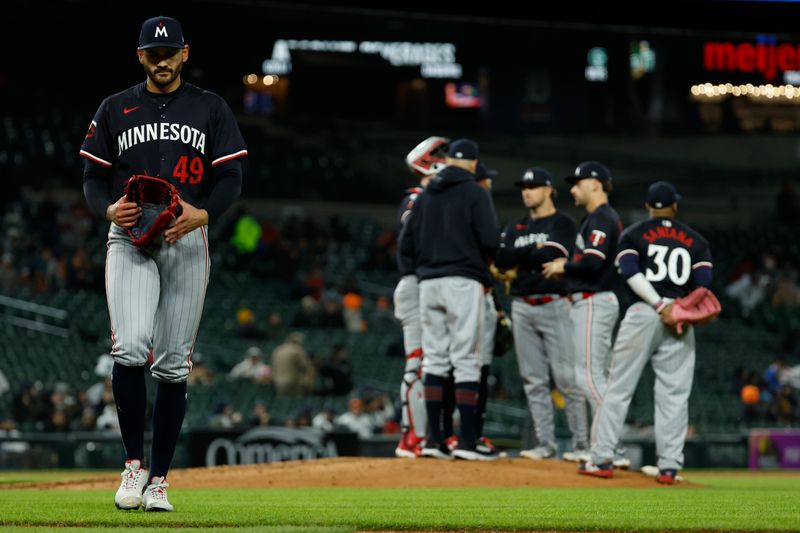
[124,175,182,248]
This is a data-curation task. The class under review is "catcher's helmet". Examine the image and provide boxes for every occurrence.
[405,136,450,177]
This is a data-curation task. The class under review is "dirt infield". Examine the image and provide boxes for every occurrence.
[6,457,676,490]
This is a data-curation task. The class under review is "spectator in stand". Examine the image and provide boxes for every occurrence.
[291,296,321,328]
[46,408,72,432]
[12,382,49,430]
[264,311,286,340]
[363,390,396,434]
[724,252,777,317]
[209,401,243,429]
[229,208,264,270]
[187,352,215,386]
[317,344,354,396]
[229,346,272,384]
[96,402,121,432]
[368,296,396,331]
[335,397,375,438]
[250,402,272,427]
[771,267,800,308]
[271,332,316,395]
[763,359,786,394]
[290,406,313,428]
[305,268,325,301]
[72,406,98,431]
[319,295,346,329]
[312,408,336,431]
[235,307,266,339]
[342,292,365,333]
[771,384,798,423]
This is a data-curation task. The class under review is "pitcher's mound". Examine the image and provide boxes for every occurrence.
[15,457,679,490]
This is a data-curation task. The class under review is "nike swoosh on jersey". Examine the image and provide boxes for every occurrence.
[123,106,141,115]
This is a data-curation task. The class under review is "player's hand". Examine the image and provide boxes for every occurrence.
[107,195,141,228]
[659,303,681,333]
[163,200,209,243]
[542,257,567,279]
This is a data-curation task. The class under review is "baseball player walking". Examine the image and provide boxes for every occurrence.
[394,136,449,458]
[399,139,501,461]
[80,16,247,511]
[542,161,628,468]
[494,168,589,461]
[579,181,713,483]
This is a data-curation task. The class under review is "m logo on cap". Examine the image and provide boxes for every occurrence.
[524,170,533,180]
[155,22,168,38]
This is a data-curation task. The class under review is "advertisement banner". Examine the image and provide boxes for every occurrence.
[748,429,800,469]
[189,427,359,467]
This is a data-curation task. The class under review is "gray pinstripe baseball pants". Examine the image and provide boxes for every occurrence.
[105,223,209,383]
[590,302,696,470]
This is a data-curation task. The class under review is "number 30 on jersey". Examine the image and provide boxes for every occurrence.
[645,244,690,285]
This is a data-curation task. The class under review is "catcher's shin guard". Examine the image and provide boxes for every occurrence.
[400,348,427,439]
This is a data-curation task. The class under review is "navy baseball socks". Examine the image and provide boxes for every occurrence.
[112,363,147,462]
[112,363,148,510]
[149,380,187,480]
[452,382,497,461]
[421,374,451,459]
[140,380,186,512]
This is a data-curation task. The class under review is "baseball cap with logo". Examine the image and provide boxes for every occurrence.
[564,161,612,185]
[139,16,185,49]
[515,167,554,188]
[645,181,681,208]
[447,139,479,161]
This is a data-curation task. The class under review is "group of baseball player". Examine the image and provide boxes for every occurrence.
[393,135,719,485]
[79,14,720,513]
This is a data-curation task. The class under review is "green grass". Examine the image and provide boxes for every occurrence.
[0,473,797,531]
[0,528,350,533]
[0,470,116,485]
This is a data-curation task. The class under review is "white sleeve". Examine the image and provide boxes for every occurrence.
[626,272,662,307]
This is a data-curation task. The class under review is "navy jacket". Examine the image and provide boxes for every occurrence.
[398,166,500,284]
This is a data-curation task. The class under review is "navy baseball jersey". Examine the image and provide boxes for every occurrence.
[496,212,576,296]
[80,81,247,207]
[616,217,712,299]
[566,203,622,293]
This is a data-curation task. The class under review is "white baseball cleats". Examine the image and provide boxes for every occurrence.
[520,445,556,460]
[114,459,148,510]
[115,462,174,512]
[141,475,174,512]
[142,476,174,512]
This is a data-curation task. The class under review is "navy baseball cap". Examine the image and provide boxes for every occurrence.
[564,161,612,185]
[515,167,553,188]
[139,16,185,49]
[475,162,498,181]
[646,181,681,208]
[447,139,479,161]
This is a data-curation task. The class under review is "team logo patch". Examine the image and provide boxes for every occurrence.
[85,122,96,140]
[590,230,607,247]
